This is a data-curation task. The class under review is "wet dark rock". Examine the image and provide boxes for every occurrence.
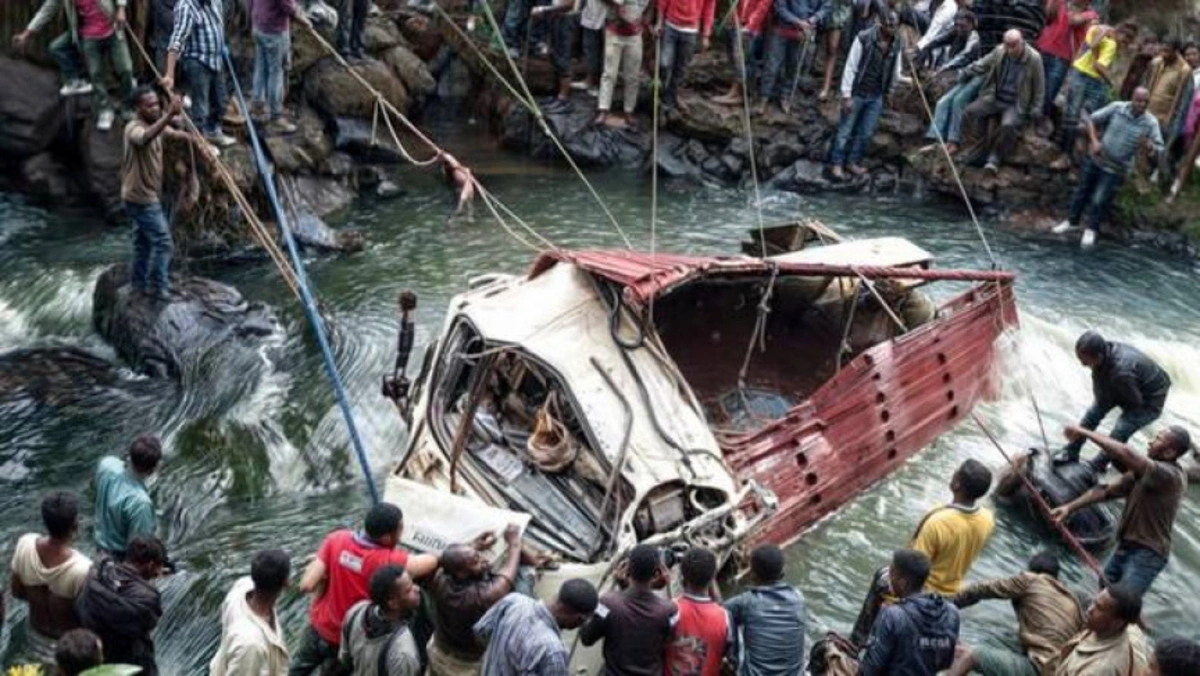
[501,98,649,168]
[283,173,357,218]
[0,57,65,157]
[762,139,805,170]
[265,107,333,173]
[80,119,125,220]
[397,11,444,60]
[766,159,866,193]
[0,346,171,421]
[91,265,280,380]
[333,116,410,163]
[381,45,437,98]
[304,57,410,121]
[20,153,79,202]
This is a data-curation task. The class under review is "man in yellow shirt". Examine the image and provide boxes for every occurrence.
[849,459,995,644]
[1060,22,1138,157]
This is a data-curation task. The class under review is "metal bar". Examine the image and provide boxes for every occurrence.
[449,353,498,493]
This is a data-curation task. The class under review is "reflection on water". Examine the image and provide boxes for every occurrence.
[1,122,1199,671]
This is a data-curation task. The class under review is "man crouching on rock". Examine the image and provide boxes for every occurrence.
[122,85,201,302]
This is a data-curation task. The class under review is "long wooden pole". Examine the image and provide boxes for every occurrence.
[1167,124,1200,203]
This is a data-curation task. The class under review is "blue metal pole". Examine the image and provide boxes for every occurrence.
[221,48,381,504]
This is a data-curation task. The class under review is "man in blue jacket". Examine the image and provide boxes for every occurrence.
[757,0,827,113]
[724,544,806,676]
[859,549,960,676]
[1053,330,1172,471]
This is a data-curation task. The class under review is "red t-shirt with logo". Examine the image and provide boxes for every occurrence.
[75,0,115,40]
[664,595,730,676]
[1035,0,1098,61]
[310,529,409,644]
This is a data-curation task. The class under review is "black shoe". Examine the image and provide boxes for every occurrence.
[148,287,172,302]
[1051,449,1079,466]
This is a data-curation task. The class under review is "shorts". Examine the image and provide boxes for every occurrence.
[972,646,1040,676]
[825,0,851,30]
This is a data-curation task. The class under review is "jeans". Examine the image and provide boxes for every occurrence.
[126,201,172,292]
[547,12,575,79]
[1065,393,1162,466]
[1104,543,1167,596]
[828,94,884,166]
[182,58,228,135]
[501,0,546,52]
[580,25,603,81]
[337,0,371,55]
[49,31,134,112]
[760,31,808,102]
[1061,70,1110,153]
[599,31,643,114]
[926,75,983,144]
[658,25,698,108]
[963,97,1023,163]
[1042,53,1070,116]
[287,625,339,676]
[253,29,290,118]
[726,27,762,85]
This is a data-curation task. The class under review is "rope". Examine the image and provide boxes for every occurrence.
[649,19,662,323]
[468,1,635,248]
[971,412,1105,582]
[222,47,382,504]
[907,60,998,267]
[730,13,766,256]
[122,25,304,300]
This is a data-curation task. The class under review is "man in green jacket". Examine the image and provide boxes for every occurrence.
[960,28,1046,172]
[12,0,135,132]
[93,434,161,558]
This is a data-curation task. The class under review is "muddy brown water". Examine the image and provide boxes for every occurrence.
[2,117,1199,671]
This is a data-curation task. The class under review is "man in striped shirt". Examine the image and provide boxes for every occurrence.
[161,0,237,147]
[1054,87,1163,248]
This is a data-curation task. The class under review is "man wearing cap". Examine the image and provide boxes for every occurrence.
[1052,424,1190,596]
[1053,330,1171,470]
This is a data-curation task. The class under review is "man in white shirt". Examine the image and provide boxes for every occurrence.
[210,548,292,675]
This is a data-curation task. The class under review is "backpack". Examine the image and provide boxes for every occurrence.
[339,604,414,676]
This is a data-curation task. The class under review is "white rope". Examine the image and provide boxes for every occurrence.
[731,12,766,256]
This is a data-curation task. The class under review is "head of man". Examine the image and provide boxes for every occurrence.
[1148,425,1191,462]
[128,434,162,478]
[749,544,785,585]
[441,543,489,581]
[1160,38,1182,63]
[132,85,162,125]
[953,10,976,35]
[42,491,80,542]
[1028,551,1060,578]
[680,547,718,594]
[1150,636,1200,676]
[1184,43,1200,69]
[888,549,931,598]
[1130,87,1151,116]
[951,458,993,503]
[550,578,598,629]
[1074,330,1108,369]
[1002,29,1024,57]
[55,628,103,676]
[1116,22,1141,48]
[369,564,421,619]
[364,502,404,548]
[879,11,899,39]
[1085,585,1141,636]
[626,544,664,586]
[250,548,291,601]
[126,535,167,581]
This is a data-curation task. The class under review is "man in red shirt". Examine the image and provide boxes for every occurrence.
[665,547,731,676]
[290,502,442,675]
[655,0,717,113]
[1034,0,1098,119]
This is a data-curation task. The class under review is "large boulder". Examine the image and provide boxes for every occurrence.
[265,105,334,173]
[381,45,437,98]
[304,56,410,120]
[20,152,79,202]
[80,118,125,220]
[91,265,280,379]
[0,57,65,157]
[500,98,649,168]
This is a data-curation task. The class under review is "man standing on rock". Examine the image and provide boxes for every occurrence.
[756,0,827,115]
[162,0,238,148]
[13,0,135,132]
[828,10,903,180]
[1052,89,1163,249]
[960,28,1045,173]
[123,86,193,301]
[249,0,310,134]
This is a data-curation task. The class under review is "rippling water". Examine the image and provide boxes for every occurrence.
[1,117,1198,671]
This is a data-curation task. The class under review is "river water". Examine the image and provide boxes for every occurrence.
[1,121,1199,671]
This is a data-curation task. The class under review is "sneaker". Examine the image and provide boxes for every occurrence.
[984,159,999,174]
[59,79,94,96]
[1080,229,1096,248]
[586,87,598,98]
[267,117,298,134]
[1051,449,1079,466]
[1049,156,1071,171]
[1051,220,1078,234]
[205,130,237,147]
[96,108,115,131]
[569,80,589,91]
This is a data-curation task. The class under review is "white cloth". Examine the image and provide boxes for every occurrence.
[581,0,608,30]
[209,576,289,676]
[9,533,91,599]
[917,0,958,50]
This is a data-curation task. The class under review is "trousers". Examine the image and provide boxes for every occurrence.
[49,30,134,112]
[599,31,642,114]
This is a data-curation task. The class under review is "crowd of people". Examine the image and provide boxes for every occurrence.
[0,329,1198,675]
